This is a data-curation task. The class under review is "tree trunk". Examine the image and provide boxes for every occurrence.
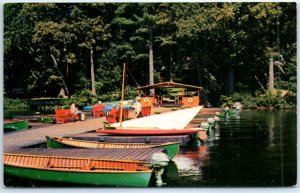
[268,56,274,91]
[196,56,203,85]
[90,48,96,96]
[228,66,234,94]
[149,27,154,94]
[50,54,69,96]
[169,47,173,81]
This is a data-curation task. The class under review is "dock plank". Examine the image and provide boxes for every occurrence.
[4,117,105,150]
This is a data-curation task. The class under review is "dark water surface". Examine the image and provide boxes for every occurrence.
[163,110,297,187]
[3,110,297,187]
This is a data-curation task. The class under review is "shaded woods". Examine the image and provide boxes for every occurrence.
[4,2,296,107]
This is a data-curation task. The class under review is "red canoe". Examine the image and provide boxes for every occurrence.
[96,129,200,136]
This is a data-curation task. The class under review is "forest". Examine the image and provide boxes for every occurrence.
[3,2,296,108]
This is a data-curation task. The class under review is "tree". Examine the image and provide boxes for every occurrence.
[70,4,111,95]
[3,2,296,106]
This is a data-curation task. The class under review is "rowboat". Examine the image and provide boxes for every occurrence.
[69,134,192,147]
[4,152,153,187]
[4,119,29,132]
[45,136,180,159]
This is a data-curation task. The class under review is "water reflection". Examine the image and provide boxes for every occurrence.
[162,145,208,187]
[163,110,296,187]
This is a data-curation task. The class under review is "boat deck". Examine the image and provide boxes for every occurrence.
[5,148,165,162]
[69,132,192,147]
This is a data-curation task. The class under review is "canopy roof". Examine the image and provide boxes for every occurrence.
[136,81,203,90]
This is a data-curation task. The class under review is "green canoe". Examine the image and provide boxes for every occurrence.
[46,136,179,159]
[4,152,153,187]
[4,120,29,132]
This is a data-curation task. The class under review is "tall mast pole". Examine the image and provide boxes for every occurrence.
[119,63,126,127]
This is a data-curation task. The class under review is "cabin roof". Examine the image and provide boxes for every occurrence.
[136,81,203,90]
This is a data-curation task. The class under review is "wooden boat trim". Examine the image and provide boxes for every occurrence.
[4,153,152,173]
[4,152,150,165]
[46,136,179,149]
[95,128,204,135]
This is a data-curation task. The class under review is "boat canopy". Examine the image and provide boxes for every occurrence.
[136,81,203,90]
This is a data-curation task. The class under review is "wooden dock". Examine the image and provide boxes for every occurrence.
[4,107,218,149]
[3,117,168,162]
[4,117,106,150]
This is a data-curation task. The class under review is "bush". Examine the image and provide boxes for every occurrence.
[4,98,29,109]
[222,90,295,109]
[229,92,257,109]
[67,86,138,109]
[256,91,288,109]
[68,89,99,108]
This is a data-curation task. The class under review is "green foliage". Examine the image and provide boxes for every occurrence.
[68,89,99,108]
[4,98,29,109]
[256,91,287,109]
[220,95,234,108]
[4,2,296,108]
[228,92,257,109]
[222,91,295,109]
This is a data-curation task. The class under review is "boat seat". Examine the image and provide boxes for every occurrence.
[92,104,106,118]
[141,106,151,117]
[106,107,119,123]
[55,109,80,124]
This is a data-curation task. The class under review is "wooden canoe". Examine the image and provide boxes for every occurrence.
[45,136,179,159]
[4,152,153,187]
[95,128,208,141]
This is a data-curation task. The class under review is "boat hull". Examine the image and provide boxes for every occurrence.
[46,136,179,159]
[4,165,152,187]
[96,129,199,136]
[4,120,29,132]
[4,153,153,187]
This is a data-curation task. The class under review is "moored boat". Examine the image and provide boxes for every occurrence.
[96,128,204,135]
[4,152,153,187]
[96,128,208,141]
[110,106,203,129]
[45,136,180,159]
[215,110,237,118]
[4,119,29,132]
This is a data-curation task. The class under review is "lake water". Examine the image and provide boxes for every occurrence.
[163,109,297,187]
[3,110,297,187]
